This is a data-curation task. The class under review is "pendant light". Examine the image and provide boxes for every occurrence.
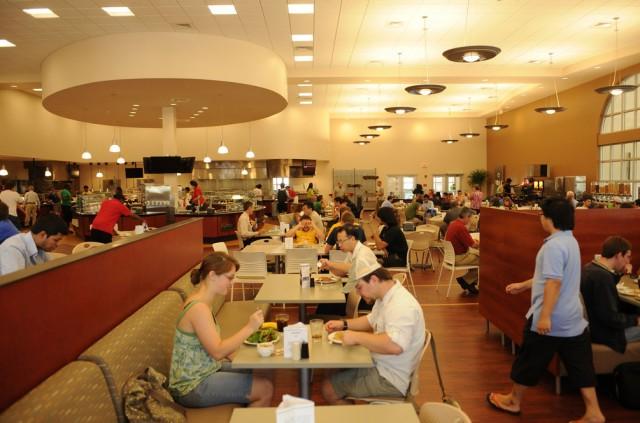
[360,134,380,140]
[354,140,370,146]
[442,0,500,63]
[81,123,92,160]
[245,124,255,159]
[0,164,8,176]
[460,97,480,138]
[595,17,637,96]
[115,128,126,164]
[368,124,392,131]
[217,126,229,155]
[203,128,212,163]
[484,85,509,131]
[535,53,567,115]
[108,127,121,153]
[405,17,446,96]
[441,107,459,144]
[96,163,104,178]
[44,167,52,177]
[116,157,126,165]
[385,52,416,115]
[241,168,249,176]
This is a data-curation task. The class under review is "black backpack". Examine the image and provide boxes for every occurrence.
[614,362,640,409]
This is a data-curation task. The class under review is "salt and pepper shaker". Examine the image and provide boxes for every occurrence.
[300,342,309,359]
[292,341,302,361]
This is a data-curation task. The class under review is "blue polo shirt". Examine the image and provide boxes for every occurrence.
[526,230,587,337]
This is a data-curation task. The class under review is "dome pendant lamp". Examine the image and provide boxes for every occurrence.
[81,123,92,160]
[203,128,212,163]
[595,17,637,96]
[405,17,446,96]
[245,124,255,159]
[442,0,500,63]
[217,126,229,155]
[535,53,567,115]
[108,127,121,153]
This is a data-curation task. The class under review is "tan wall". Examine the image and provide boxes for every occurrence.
[328,117,487,192]
[487,62,640,189]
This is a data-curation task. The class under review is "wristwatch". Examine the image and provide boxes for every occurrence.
[341,319,348,331]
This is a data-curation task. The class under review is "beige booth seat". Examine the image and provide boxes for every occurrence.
[0,361,118,423]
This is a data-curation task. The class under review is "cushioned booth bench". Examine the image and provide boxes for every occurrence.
[1,282,271,423]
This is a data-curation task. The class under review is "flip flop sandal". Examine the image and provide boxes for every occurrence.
[486,393,521,416]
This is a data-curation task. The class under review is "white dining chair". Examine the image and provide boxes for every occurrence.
[385,239,416,296]
[231,251,267,301]
[419,402,471,423]
[284,248,318,274]
[405,231,432,270]
[436,240,479,297]
[211,242,229,254]
[71,242,104,254]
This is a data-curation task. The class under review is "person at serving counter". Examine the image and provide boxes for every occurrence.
[322,260,425,404]
[0,214,68,276]
[276,183,288,213]
[252,184,263,201]
[90,191,145,243]
[285,215,321,245]
[168,252,273,408]
[23,185,40,227]
[487,198,605,423]
[566,191,578,208]
[581,236,640,353]
[237,201,267,245]
[190,180,205,208]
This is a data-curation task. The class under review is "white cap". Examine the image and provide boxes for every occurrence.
[353,255,382,280]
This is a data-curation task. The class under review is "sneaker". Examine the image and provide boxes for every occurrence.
[456,277,471,290]
[467,283,479,295]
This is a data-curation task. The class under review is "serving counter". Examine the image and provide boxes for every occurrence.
[174,206,265,240]
[73,211,168,240]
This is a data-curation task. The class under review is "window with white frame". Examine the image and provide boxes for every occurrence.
[433,174,462,193]
[272,177,289,191]
[598,141,640,199]
[387,175,416,199]
[601,73,640,134]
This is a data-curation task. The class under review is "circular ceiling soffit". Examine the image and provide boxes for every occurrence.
[41,33,288,128]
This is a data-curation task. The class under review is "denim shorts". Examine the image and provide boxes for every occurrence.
[331,367,403,399]
[176,369,253,407]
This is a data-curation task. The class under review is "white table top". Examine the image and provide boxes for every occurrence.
[232,326,373,370]
[243,243,325,256]
[229,404,417,423]
[253,275,346,304]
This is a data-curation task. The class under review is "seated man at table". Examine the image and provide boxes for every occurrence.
[323,212,366,254]
[285,215,321,245]
[445,207,480,295]
[294,201,325,238]
[581,236,640,353]
[380,196,394,209]
[237,201,268,245]
[0,214,68,275]
[404,199,423,224]
[322,260,426,403]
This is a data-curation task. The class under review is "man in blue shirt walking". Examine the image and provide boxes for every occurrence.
[487,198,604,423]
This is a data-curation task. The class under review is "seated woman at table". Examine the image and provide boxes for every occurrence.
[285,215,321,245]
[168,252,273,407]
[372,207,408,268]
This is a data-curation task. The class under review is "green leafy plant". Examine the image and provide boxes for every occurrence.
[467,169,488,188]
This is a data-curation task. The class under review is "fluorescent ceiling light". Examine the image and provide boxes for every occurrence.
[102,7,134,17]
[23,8,59,18]
[298,92,312,97]
[0,39,16,48]
[292,34,313,42]
[208,5,237,15]
[300,100,312,105]
[32,88,42,92]
[297,83,312,87]
[294,55,313,62]
[288,4,314,14]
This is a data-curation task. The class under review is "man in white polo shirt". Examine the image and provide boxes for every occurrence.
[321,258,426,403]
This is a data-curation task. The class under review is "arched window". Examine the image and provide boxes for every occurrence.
[600,73,640,134]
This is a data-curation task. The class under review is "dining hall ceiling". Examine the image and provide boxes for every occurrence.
[1,0,640,119]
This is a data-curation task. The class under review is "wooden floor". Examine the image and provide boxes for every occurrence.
[52,231,638,422]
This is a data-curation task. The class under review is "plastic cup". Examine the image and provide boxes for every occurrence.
[276,313,289,332]
[310,319,324,342]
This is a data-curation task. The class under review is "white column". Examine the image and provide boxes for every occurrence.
[161,106,178,208]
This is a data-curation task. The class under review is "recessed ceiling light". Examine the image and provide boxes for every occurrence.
[10,85,17,88]
[298,92,312,97]
[561,77,569,80]
[292,34,313,42]
[170,103,177,106]
[297,83,312,87]
[23,8,58,18]
[0,39,16,48]
[132,104,140,107]
[32,88,42,92]
[202,106,209,110]
[593,66,601,69]
[300,100,312,105]
[208,5,237,15]
[294,55,313,62]
[288,4,314,14]
[102,7,134,17]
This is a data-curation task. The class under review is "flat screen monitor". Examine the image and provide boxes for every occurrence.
[143,156,181,174]
[125,167,144,178]
[302,160,316,176]
[179,157,195,173]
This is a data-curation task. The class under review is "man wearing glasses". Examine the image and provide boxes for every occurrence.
[319,224,377,282]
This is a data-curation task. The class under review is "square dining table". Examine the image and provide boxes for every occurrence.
[232,325,373,399]
[229,403,418,423]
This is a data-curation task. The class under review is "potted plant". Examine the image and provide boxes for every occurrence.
[467,169,488,188]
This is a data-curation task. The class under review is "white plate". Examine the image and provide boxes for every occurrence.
[244,332,281,346]
[316,275,338,285]
[328,331,344,344]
